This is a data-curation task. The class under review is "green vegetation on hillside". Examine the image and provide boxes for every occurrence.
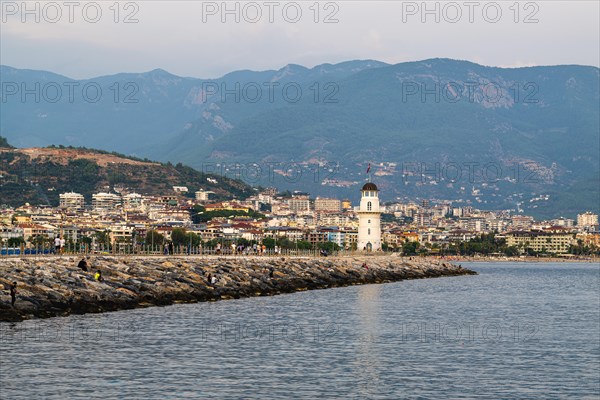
[0,148,255,207]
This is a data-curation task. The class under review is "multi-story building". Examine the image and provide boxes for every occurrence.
[123,193,144,211]
[17,223,57,242]
[317,213,356,228]
[551,217,575,228]
[59,192,85,211]
[288,196,311,213]
[195,190,211,202]
[511,215,534,230]
[414,212,433,227]
[577,212,599,228]
[92,193,121,213]
[304,230,328,247]
[0,225,24,242]
[505,231,576,254]
[59,225,79,243]
[314,197,342,212]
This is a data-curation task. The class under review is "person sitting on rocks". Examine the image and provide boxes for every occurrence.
[77,258,88,272]
[9,282,17,307]
[362,263,369,270]
[94,270,103,282]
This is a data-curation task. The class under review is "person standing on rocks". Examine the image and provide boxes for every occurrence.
[54,236,61,254]
[94,270,103,282]
[9,282,17,307]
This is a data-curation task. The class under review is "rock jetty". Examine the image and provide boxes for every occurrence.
[0,255,476,322]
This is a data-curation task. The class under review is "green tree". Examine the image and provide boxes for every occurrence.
[145,230,165,246]
[171,228,188,246]
[402,240,420,256]
[297,240,313,250]
[7,237,25,247]
[262,238,276,249]
[186,232,201,247]
[30,235,48,247]
[318,241,340,252]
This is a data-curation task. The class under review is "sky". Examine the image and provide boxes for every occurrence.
[1,0,599,79]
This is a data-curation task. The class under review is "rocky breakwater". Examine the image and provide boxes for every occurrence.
[0,255,476,322]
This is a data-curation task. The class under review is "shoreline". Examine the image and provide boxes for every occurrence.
[419,255,600,263]
[0,255,476,322]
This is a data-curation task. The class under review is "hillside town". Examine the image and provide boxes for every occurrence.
[1,185,599,257]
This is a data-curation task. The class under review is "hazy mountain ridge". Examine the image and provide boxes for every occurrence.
[1,59,598,217]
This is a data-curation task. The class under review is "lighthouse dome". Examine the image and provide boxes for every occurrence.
[361,182,378,191]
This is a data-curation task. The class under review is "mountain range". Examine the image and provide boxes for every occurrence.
[1,59,598,218]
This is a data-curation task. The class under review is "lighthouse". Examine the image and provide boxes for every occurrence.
[357,182,382,251]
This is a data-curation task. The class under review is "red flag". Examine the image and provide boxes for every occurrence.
[366,163,371,174]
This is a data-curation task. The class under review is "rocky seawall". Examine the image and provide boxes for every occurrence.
[0,255,476,322]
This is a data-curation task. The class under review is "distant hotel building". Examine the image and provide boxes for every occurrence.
[314,197,342,212]
[59,192,85,211]
[505,230,575,254]
[92,192,121,213]
[288,194,311,213]
[577,212,599,228]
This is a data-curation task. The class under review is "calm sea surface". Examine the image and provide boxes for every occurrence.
[1,262,599,399]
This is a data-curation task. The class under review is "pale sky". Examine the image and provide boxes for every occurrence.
[1,0,599,79]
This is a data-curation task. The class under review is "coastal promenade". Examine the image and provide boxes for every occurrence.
[0,254,476,322]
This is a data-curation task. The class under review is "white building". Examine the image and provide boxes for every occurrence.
[195,190,212,202]
[357,182,382,251]
[288,196,311,213]
[92,192,121,213]
[123,193,144,211]
[577,212,599,228]
[59,192,85,211]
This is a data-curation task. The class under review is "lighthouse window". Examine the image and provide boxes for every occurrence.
[367,202,372,211]
[368,219,371,224]
[368,228,371,235]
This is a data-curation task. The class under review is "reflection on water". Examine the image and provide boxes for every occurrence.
[356,285,382,397]
[1,262,599,399]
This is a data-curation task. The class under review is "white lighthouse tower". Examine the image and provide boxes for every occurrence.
[357,182,382,251]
